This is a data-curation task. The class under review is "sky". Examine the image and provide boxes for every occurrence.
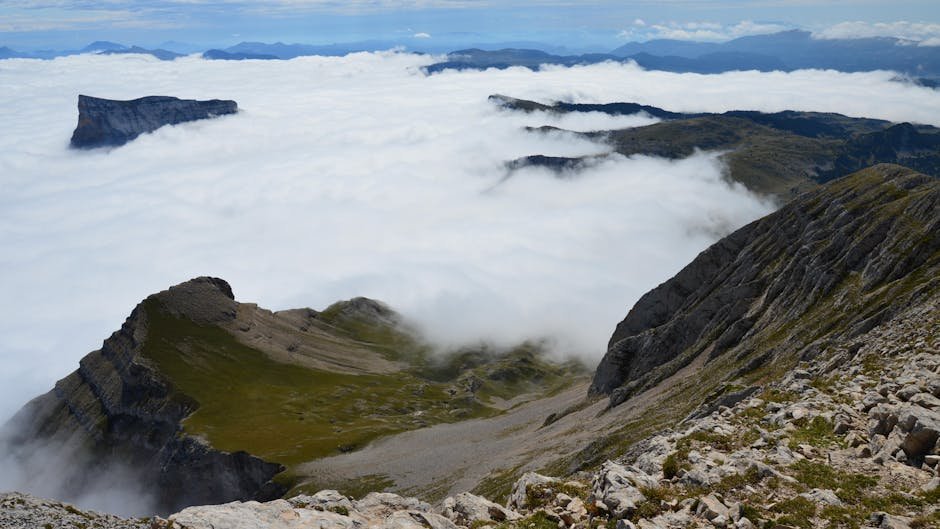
[2,0,940,50]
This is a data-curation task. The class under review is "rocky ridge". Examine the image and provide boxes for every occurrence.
[69,95,238,148]
[493,96,940,199]
[591,164,939,407]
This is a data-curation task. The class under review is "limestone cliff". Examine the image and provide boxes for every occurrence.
[69,95,237,148]
[591,164,939,407]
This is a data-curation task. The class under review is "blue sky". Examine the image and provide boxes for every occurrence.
[2,1,940,51]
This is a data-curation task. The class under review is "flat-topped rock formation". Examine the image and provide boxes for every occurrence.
[69,95,238,149]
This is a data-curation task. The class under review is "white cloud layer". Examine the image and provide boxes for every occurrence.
[813,20,940,45]
[2,53,940,429]
[618,19,794,42]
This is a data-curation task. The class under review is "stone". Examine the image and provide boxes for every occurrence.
[356,493,431,516]
[440,492,520,525]
[922,477,940,493]
[897,406,940,461]
[382,511,457,529]
[169,499,354,529]
[798,489,843,506]
[870,512,913,529]
[909,392,940,410]
[288,490,354,513]
[508,472,558,510]
[897,385,921,402]
[592,461,654,518]
[695,494,729,521]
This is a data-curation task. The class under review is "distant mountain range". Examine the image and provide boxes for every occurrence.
[425,30,940,83]
[1,31,938,83]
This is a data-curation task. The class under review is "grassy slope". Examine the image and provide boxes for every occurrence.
[139,298,585,492]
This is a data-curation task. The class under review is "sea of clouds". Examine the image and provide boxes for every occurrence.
[1,52,940,431]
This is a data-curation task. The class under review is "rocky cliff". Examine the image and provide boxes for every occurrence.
[2,278,285,514]
[69,95,238,148]
[590,164,939,410]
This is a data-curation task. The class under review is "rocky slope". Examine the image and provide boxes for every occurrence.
[1,278,584,515]
[69,95,238,148]
[493,96,940,199]
[13,306,936,529]
[591,164,938,408]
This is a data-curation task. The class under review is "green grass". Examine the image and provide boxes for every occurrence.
[789,460,877,501]
[771,496,817,529]
[471,465,523,505]
[287,473,395,500]
[788,416,842,450]
[140,294,586,495]
[141,299,498,468]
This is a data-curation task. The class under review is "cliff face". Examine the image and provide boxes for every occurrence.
[69,95,238,149]
[2,278,284,515]
[591,164,940,406]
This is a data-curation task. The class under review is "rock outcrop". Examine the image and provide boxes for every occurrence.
[69,95,237,148]
[591,164,939,406]
[1,277,285,515]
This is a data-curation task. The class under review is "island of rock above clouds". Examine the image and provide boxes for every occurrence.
[69,95,238,148]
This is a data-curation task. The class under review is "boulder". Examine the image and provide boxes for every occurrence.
[169,499,354,529]
[441,492,520,525]
[593,461,657,518]
[508,472,558,510]
[799,489,843,506]
[356,493,431,516]
[695,494,729,521]
[897,406,940,462]
[381,511,457,529]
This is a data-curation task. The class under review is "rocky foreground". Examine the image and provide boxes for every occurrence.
[4,295,936,529]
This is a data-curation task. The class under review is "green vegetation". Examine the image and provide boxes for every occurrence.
[525,482,587,509]
[471,465,523,505]
[661,453,680,479]
[787,416,842,450]
[141,298,585,495]
[771,496,817,529]
[790,460,877,501]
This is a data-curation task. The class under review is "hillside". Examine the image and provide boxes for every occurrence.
[493,96,940,200]
[0,278,585,514]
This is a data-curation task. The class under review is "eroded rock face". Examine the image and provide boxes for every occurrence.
[591,164,940,406]
[69,95,237,148]
[0,277,284,515]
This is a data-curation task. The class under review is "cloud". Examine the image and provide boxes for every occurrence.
[618,19,794,42]
[2,53,940,438]
[813,21,940,46]
[413,32,431,38]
